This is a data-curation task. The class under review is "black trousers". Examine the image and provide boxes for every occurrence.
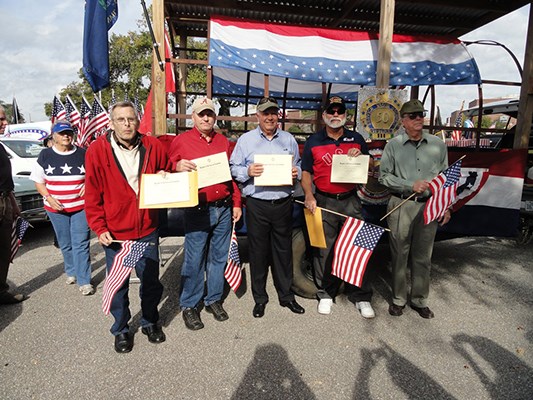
[246,196,295,304]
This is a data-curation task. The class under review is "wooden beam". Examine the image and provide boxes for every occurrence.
[376,0,395,88]
[152,0,166,136]
[514,4,533,150]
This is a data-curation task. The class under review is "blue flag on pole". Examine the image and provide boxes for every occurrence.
[83,0,118,93]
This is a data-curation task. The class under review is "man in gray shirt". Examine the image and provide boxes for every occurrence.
[379,99,451,319]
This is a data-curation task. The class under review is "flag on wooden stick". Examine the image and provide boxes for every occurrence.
[332,217,384,287]
[423,159,462,225]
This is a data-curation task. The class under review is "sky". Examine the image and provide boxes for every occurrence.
[0,1,530,124]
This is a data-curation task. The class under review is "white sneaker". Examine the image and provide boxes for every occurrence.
[79,284,95,296]
[66,276,76,285]
[318,298,333,315]
[356,301,375,319]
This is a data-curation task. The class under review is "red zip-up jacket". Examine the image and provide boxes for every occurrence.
[84,133,170,240]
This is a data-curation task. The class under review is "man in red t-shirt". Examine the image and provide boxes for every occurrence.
[169,97,242,331]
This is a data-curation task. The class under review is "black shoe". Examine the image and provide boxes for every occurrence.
[141,325,166,343]
[253,303,266,318]
[410,304,435,319]
[281,300,305,314]
[114,333,133,353]
[388,304,405,316]
[205,301,229,321]
[182,308,204,330]
[0,292,28,305]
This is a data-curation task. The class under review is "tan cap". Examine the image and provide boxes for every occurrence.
[399,99,426,115]
[192,97,216,114]
[257,97,280,112]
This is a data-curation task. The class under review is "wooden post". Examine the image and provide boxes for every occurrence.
[376,0,395,88]
[152,0,166,136]
[178,32,187,132]
[514,4,533,150]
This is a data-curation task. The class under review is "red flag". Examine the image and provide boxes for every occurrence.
[102,240,150,315]
[138,32,175,135]
[332,217,384,287]
[423,159,462,225]
[224,228,242,292]
[10,217,30,263]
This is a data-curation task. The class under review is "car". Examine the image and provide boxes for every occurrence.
[0,137,47,222]
[0,137,44,176]
[13,175,48,223]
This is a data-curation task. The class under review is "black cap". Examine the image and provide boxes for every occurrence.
[324,96,346,114]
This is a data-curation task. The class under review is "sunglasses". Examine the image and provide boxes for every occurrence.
[404,112,426,120]
[326,107,346,115]
[258,97,277,104]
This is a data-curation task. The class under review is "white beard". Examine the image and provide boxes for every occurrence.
[324,115,346,129]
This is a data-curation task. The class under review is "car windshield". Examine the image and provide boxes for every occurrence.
[1,140,44,158]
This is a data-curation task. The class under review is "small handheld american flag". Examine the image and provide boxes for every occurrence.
[224,227,242,292]
[10,217,30,263]
[423,159,462,225]
[102,240,150,315]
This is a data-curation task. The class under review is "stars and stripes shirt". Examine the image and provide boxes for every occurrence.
[29,146,87,213]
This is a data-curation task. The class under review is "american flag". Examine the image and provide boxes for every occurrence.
[51,95,67,125]
[10,217,30,263]
[85,96,110,141]
[423,159,462,225]
[224,228,242,292]
[451,101,464,141]
[102,240,150,315]
[332,217,384,287]
[64,95,81,140]
[134,92,143,119]
[76,96,93,148]
[109,89,117,109]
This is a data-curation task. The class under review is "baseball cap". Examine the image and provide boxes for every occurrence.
[256,97,280,112]
[192,97,216,114]
[324,96,346,114]
[51,121,74,134]
[399,99,426,115]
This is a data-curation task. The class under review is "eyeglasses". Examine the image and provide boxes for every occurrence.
[0,117,6,121]
[258,97,277,105]
[404,112,426,120]
[113,117,137,125]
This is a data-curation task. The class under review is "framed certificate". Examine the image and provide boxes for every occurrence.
[191,152,232,189]
[254,154,293,186]
[139,171,199,208]
[331,154,370,184]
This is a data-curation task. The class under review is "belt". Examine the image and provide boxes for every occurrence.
[393,194,430,203]
[0,191,11,198]
[249,196,291,204]
[198,196,231,208]
[315,188,354,200]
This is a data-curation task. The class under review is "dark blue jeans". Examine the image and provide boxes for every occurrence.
[180,205,232,308]
[103,230,163,336]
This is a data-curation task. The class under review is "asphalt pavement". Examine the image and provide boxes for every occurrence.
[0,222,532,400]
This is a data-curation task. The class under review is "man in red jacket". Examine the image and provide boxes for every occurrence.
[169,97,242,331]
[85,101,169,353]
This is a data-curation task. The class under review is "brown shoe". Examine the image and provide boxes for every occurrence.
[388,304,405,316]
[410,304,435,319]
[0,292,28,305]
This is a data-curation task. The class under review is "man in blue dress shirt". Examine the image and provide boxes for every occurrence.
[230,97,305,318]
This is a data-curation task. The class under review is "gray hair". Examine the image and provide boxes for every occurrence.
[109,101,138,120]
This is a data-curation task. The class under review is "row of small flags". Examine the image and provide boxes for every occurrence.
[100,158,462,311]
[51,92,143,149]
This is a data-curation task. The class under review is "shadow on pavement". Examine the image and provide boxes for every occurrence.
[231,343,317,400]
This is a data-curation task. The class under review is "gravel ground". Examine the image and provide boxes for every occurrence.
[0,223,532,400]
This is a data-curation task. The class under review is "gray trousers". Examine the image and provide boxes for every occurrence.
[386,196,438,308]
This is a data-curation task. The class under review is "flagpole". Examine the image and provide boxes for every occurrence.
[294,200,390,232]
[379,154,467,221]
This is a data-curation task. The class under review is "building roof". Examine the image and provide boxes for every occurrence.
[165,0,530,38]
